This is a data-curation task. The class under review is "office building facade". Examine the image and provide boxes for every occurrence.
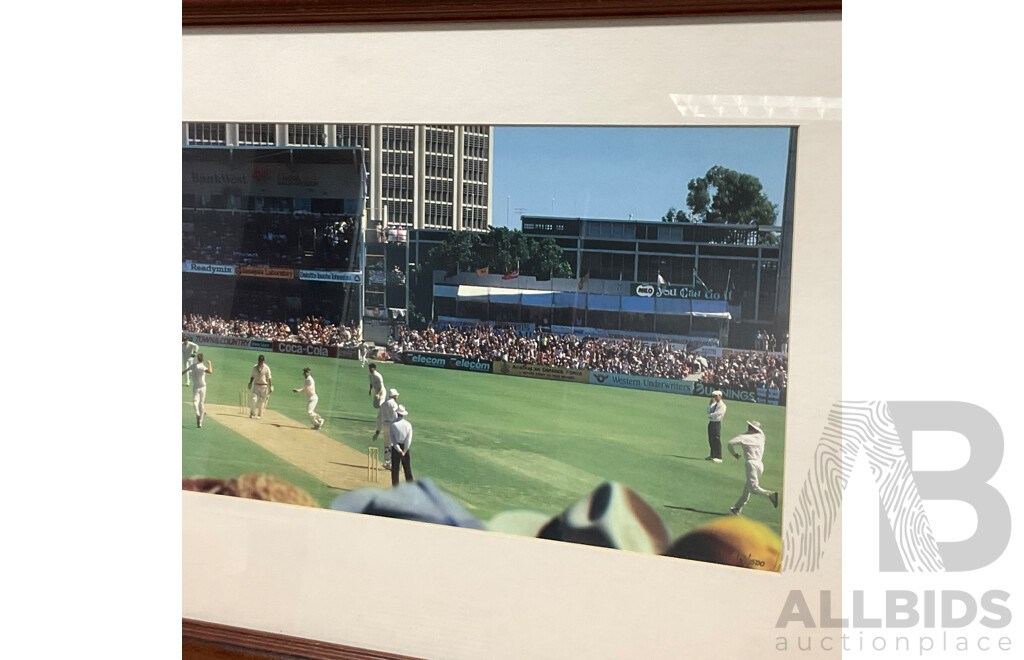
[185,122,493,232]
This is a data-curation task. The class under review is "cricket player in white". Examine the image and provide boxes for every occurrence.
[358,342,369,368]
[372,388,400,470]
[293,367,325,430]
[182,334,199,386]
[182,353,213,428]
[247,354,273,419]
[367,363,384,409]
[728,420,779,514]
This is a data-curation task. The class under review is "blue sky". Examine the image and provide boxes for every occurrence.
[491,126,792,228]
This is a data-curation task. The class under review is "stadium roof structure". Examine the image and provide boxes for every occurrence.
[435,285,731,319]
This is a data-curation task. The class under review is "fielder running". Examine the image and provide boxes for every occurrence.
[182,334,199,386]
[247,354,273,419]
[372,388,401,470]
[182,353,213,428]
[728,420,779,515]
[368,363,384,409]
[293,367,325,430]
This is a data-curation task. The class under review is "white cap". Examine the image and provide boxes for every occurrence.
[389,388,399,398]
[712,390,723,397]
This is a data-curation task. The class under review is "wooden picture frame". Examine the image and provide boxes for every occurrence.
[183,0,841,28]
[183,3,841,658]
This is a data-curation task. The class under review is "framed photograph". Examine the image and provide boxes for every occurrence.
[183,3,841,658]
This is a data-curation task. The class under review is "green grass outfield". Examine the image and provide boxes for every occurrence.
[183,346,786,541]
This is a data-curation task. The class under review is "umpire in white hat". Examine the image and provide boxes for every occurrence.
[706,390,726,463]
[389,403,414,487]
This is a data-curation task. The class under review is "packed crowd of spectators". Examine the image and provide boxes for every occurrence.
[386,324,788,391]
[182,313,360,347]
[295,316,360,346]
[699,351,787,393]
[183,313,788,391]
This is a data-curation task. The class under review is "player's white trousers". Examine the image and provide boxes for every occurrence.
[192,386,207,418]
[184,357,196,385]
[733,460,772,510]
[306,395,324,426]
[251,385,269,417]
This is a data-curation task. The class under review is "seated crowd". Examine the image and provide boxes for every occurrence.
[183,313,360,347]
[386,324,788,392]
[698,351,787,393]
[183,314,787,392]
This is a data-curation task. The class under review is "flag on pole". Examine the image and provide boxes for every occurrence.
[578,272,590,290]
[694,272,710,294]
[475,266,489,276]
[657,272,667,285]
[502,268,519,280]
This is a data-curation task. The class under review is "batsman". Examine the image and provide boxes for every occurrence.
[247,354,273,419]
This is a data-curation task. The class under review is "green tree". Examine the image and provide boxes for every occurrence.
[524,236,574,279]
[429,230,483,275]
[427,227,572,280]
[661,206,689,223]
[480,226,529,275]
[686,165,777,226]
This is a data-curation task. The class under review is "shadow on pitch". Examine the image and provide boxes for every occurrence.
[328,415,377,425]
[670,454,716,462]
[329,461,374,471]
[664,504,729,516]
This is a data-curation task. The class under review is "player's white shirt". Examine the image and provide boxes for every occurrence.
[190,363,209,390]
[303,375,317,400]
[183,341,198,360]
[728,430,766,464]
[251,363,272,385]
[391,417,413,452]
[369,370,384,394]
[707,400,727,422]
[375,398,399,432]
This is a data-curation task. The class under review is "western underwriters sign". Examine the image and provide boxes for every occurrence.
[589,371,696,396]
[630,282,725,301]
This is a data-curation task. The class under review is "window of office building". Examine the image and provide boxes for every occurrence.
[580,251,632,281]
[463,181,487,208]
[758,260,779,317]
[425,153,454,178]
[425,126,455,154]
[462,156,487,181]
[585,222,632,240]
[238,123,275,146]
[425,202,454,229]
[383,200,414,226]
[336,124,369,148]
[287,124,327,147]
[637,255,695,284]
[336,124,372,182]
[462,206,487,231]
[463,126,490,160]
[381,125,415,152]
[186,123,226,145]
[424,177,453,203]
